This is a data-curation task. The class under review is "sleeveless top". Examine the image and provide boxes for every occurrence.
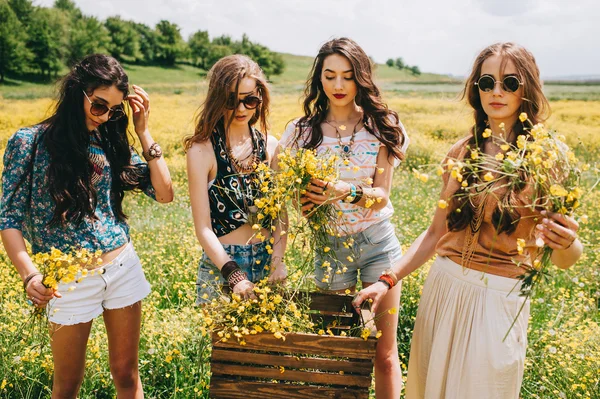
[208,121,269,237]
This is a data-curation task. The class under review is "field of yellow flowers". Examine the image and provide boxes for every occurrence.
[0,93,599,398]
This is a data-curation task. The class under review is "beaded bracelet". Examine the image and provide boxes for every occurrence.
[350,185,364,204]
[343,183,357,203]
[228,269,249,289]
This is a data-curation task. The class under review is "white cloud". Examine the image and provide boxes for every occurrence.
[36,0,600,77]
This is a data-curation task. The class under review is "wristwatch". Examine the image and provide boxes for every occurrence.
[143,142,162,161]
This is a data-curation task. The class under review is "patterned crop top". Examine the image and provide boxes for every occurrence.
[208,121,269,237]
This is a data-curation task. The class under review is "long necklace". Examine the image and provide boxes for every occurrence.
[461,185,490,268]
[227,130,259,173]
[325,119,361,160]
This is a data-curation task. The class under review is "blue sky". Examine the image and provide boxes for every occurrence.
[38,0,600,78]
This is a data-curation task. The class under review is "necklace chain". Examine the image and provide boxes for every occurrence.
[325,118,361,159]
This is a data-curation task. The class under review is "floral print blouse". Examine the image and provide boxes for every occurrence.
[0,124,156,254]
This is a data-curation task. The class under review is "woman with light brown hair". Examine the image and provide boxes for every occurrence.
[185,55,286,304]
[353,42,583,398]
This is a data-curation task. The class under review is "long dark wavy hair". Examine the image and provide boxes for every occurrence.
[42,54,148,226]
[291,37,405,161]
[447,42,551,234]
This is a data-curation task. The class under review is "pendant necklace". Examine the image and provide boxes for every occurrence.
[325,118,361,160]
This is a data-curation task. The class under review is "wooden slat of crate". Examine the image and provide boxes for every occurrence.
[212,332,377,359]
[211,363,371,388]
[209,378,369,399]
[212,348,372,374]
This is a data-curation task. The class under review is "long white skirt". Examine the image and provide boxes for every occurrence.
[405,256,530,399]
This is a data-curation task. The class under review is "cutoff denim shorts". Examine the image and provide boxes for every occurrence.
[314,219,403,291]
[196,241,271,305]
[47,242,151,325]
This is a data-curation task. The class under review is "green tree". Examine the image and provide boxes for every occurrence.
[409,65,421,76]
[53,0,81,19]
[395,57,405,70]
[154,20,187,66]
[105,16,141,62]
[205,44,233,69]
[8,0,33,23]
[0,0,31,81]
[133,22,158,64]
[188,29,210,68]
[386,58,394,67]
[27,6,68,78]
[67,15,110,66]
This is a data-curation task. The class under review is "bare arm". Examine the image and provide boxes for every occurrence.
[267,141,288,282]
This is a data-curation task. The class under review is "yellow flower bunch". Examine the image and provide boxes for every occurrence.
[202,274,315,345]
[31,247,102,293]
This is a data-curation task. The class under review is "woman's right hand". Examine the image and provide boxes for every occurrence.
[232,279,257,300]
[25,275,60,308]
[351,282,389,315]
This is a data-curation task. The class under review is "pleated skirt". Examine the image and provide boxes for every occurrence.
[405,256,530,399]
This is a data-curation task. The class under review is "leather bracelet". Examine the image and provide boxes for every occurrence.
[220,260,241,281]
[378,274,395,290]
[228,269,249,289]
[350,185,363,204]
[23,271,42,292]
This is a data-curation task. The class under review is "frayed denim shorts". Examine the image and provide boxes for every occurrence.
[314,218,403,291]
[196,241,271,305]
[47,242,151,325]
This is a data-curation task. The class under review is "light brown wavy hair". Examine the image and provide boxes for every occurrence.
[184,54,270,149]
[448,42,551,234]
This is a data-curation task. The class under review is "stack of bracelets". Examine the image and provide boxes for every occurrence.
[378,269,399,289]
[220,261,248,289]
[343,183,364,204]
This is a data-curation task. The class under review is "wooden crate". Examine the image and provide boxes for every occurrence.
[209,292,377,399]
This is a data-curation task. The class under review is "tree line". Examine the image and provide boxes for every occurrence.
[386,57,421,76]
[0,0,285,82]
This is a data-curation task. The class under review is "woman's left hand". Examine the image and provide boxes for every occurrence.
[268,262,287,284]
[303,178,348,205]
[127,84,150,135]
[536,210,579,250]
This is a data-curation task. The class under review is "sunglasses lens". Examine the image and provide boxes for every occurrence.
[477,76,495,92]
[503,76,521,92]
[243,96,261,110]
[109,108,125,121]
[90,103,109,116]
[225,93,237,110]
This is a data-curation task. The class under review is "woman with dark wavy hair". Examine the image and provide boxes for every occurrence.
[353,43,582,398]
[278,37,409,398]
[0,54,173,398]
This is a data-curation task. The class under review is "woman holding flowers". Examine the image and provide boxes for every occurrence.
[185,55,285,305]
[353,42,583,398]
[0,54,173,398]
[278,38,409,398]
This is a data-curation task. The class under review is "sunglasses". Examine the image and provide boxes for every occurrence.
[82,90,126,121]
[226,93,262,110]
[475,75,523,93]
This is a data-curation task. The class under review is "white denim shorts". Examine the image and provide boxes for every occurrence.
[47,242,151,326]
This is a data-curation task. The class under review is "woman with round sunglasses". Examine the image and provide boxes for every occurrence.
[185,54,286,305]
[0,54,173,398]
[353,42,582,398]
[277,38,409,399]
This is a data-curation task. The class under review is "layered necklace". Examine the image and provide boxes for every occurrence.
[227,129,259,174]
[325,117,362,160]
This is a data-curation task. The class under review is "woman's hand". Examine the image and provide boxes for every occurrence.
[268,261,287,284]
[25,275,60,308]
[351,282,389,315]
[536,210,579,250]
[232,279,257,300]
[303,178,349,206]
[127,85,150,135]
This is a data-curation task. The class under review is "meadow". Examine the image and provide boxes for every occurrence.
[0,57,599,398]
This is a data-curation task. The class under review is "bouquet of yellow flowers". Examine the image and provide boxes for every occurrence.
[29,247,101,318]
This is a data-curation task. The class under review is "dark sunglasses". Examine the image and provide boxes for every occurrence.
[82,90,126,121]
[226,93,262,110]
[475,75,523,93]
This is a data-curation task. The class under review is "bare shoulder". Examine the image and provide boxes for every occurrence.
[266,135,279,158]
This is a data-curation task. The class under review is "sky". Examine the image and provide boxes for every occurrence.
[37,0,600,78]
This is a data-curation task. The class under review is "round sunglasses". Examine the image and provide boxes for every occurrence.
[475,75,523,93]
[82,90,126,121]
[226,93,262,110]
